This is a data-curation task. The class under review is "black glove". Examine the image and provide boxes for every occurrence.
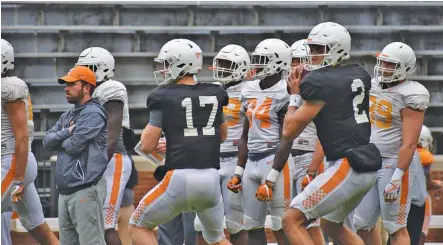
[153,165,168,182]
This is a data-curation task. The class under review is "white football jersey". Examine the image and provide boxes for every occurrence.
[292,122,317,151]
[93,79,130,128]
[1,76,34,155]
[369,79,430,158]
[241,79,289,154]
[221,83,245,153]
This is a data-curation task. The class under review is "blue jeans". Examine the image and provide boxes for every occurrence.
[157,212,197,245]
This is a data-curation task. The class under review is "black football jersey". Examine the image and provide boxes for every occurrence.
[146,83,229,170]
[300,64,372,161]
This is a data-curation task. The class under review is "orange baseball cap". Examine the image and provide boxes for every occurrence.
[58,66,96,86]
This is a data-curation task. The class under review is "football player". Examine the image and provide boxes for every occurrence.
[128,39,231,245]
[76,47,132,245]
[227,38,294,245]
[194,44,250,245]
[269,22,381,245]
[417,126,440,245]
[1,38,59,245]
[288,39,325,245]
[353,42,429,245]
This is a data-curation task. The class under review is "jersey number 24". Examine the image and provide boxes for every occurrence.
[352,79,370,124]
[181,96,219,137]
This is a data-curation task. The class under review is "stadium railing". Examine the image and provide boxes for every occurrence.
[3,25,443,33]
[13,50,443,58]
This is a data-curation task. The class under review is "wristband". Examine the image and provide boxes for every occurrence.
[266,168,280,183]
[392,168,405,181]
[235,166,245,177]
[289,94,302,108]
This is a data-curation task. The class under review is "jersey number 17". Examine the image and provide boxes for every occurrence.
[181,96,219,137]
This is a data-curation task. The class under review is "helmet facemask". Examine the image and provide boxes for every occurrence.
[306,44,333,70]
[212,58,243,84]
[76,61,113,82]
[153,56,182,86]
[250,54,280,80]
[374,54,415,84]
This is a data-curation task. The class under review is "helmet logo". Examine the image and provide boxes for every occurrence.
[195,52,201,58]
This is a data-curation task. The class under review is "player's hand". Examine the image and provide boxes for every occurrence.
[68,124,75,134]
[301,171,317,191]
[255,180,274,202]
[156,139,167,154]
[383,179,401,203]
[287,65,304,95]
[227,175,243,193]
[10,181,25,203]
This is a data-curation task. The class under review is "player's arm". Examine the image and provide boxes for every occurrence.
[271,101,292,173]
[308,141,325,173]
[384,108,424,203]
[139,110,163,154]
[256,102,294,201]
[220,114,228,143]
[5,101,28,182]
[282,100,324,141]
[297,140,326,191]
[43,112,70,151]
[237,118,249,169]
[227,117,249,193]
[398,108,424,170]
[60,112,107,154]
[104,101,124,161]
[384,90,429,203]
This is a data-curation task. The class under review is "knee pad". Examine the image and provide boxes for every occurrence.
[243,215,264,231]
[225,218,243,234]
[353,214,377,231]
[270,215,283,231]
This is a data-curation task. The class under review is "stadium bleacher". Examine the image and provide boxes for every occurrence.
[2,1,443,156]
[2,1,443,244]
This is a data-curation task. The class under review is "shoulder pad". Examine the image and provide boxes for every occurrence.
[220,87,229,107]
[1,76,29,102]
[272,79,291,101]
[202,83,229,106]
[226,82,244,96]
[300,73,325,101]
[371,78,380,88]
[398,81,430,110]
[240,80,260,101]
[93,80,127,104]
[146,87,166,111]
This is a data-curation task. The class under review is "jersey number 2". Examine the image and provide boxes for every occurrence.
[181,96,218,137]
[351,79,369,124]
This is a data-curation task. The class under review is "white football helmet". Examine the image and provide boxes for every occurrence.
[291,39,310,65]
[153,39,202,86]
[250,38,291,80]
[419,125,433,152]
[212,44,250,84]
[76,47,115,82]
[1,39,15,74]
[374,42,416,84]
[306,22,351,70]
